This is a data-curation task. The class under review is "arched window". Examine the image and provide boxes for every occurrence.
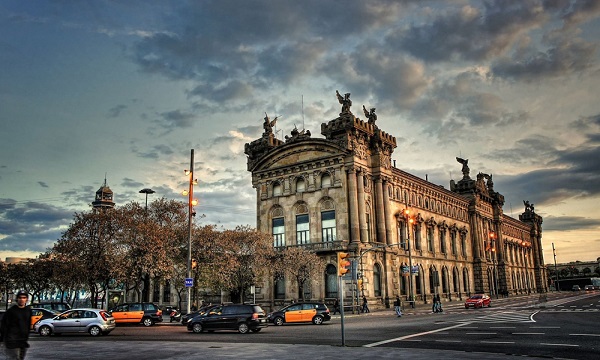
[442,267,449,294]
[321,210,336,242]
[453,267,460,293]
[429,267,438,294]
[415,266,422,295]
[374,264,382,297]
[451,231,457,255]
[296,177,306,192]
[274,276,285,299]
[462,268,470,295]
[273,181,282,196]
[301,279,312,301]
[325,264,338,298]
[400,270,408,295]
[272,206,285,247]
[321,173,332,188]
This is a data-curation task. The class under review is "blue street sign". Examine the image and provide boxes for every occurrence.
[185,278,193,287]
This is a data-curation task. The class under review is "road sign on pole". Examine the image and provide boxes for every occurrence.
[185,278,194,288]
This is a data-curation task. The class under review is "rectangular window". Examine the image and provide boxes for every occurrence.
[415,225,422,251]
[440,230,446,253]
[427,227,434,252]
[321,210,336,242]
[273,217,285,247]
[461,233,467,257]
[451,232,457,255]
[296,214,309,245]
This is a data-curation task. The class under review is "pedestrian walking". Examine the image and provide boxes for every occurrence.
[362,295,370,313]
[0,290,32,360]
[432,294,442,313]
[332,298,340,315]
[393,296,402,317]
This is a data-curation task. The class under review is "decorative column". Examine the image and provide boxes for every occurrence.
[374,176,387,244]
[383,179,394,245]
[357,169,367,243]
[347,167,360,244]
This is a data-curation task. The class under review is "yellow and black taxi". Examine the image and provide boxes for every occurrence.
[30,308,60,329]
[268,302,331,326]
[109,302,162,326]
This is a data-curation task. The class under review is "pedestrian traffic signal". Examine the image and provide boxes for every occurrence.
[337,252,351,277]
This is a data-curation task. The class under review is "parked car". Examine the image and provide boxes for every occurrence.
[30,308,60,329]
[109,302,163,326]
[572,285,581,291]
[34,308,116,336]
[268,302,331,326]
[464,294,491,309]
[0,310,5,322]
[181,304,217,325]
[584,285,594,291]
[30,302,71,312]
[187,304,267,334]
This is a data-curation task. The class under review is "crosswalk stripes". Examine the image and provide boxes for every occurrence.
[455,310,536,324]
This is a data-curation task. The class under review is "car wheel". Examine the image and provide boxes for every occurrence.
[238,322,249,334]
[488,303,492,307]
[192,323,203,333]
[38,325,52,337]
[142,317,154,327]
[251,328,262,333]
[89,325,101,337]
[312,316,324,325]
[273,317,284,326]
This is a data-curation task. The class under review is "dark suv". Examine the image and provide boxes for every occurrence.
[110,302,163,326]
[187,304,267,334]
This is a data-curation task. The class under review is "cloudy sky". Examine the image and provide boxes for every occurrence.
[1,0,599,265]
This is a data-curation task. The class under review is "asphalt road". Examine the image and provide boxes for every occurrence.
[23,291,599,359]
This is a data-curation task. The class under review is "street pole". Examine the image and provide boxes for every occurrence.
[552,243,560,291]
[339,276,345,346]
[404,209,415,308]
[187,149,194,315]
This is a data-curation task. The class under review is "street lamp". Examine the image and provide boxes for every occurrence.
[139,188,155,211]
[403,209,415,308]
[552,243,560,292]
[490,232,499,299]
[182,149,198,315]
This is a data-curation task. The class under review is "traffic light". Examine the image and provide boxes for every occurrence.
[191,259,198,270]
[357,278,363,291]
[337,252,351,277]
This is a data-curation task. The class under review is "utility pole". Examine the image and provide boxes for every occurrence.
[552,243,560,291]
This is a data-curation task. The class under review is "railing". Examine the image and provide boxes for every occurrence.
[275,240,347,252]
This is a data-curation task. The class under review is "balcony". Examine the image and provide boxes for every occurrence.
[275,240,347,252]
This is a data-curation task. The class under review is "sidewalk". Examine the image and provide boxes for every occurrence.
[332,292,563,318]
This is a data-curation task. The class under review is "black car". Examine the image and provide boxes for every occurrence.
[268,302,331,326]
[187,304,267,334]
[181,304,217,325]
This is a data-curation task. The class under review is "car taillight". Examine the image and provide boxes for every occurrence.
[252,312,259,320]
[325,309,330,314]
[157,310,162,316]
[100,311,108,321]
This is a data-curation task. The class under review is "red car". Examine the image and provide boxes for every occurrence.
[464,294,491,309]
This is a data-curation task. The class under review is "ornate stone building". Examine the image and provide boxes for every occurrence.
[245,92,548,309]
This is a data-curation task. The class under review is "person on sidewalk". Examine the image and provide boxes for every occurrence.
[393,296,402,317]
[361,296,370,313]
[332,298,340,315]
[0,290,32,360]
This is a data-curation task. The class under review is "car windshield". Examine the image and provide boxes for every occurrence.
[470,295,482,299]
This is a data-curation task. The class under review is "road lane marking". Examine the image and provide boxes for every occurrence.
[466,332,496,335]
[569,334,600,337]
[540,343,579,347]
[481,341,515,344]
[490,326,515,329]
[529,326,559,329]
[435,340,461,342]
[364,322,471,347]
[512,332,544,335]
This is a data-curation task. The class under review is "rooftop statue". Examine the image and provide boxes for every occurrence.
[336,90,352,114]
[362,105,377,125]
[456,157,470,179]
[263,113,278,135]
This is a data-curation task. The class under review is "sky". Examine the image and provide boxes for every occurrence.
[1,0,599,265]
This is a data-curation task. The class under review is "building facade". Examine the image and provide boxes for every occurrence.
[245,92,548,309]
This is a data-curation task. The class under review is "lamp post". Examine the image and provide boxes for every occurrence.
[490,232,499,299]
[182,149,198,315]
[139,188,155,211]
[552,243,560,291]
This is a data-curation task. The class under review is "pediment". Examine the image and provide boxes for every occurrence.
[253,140,345,171]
